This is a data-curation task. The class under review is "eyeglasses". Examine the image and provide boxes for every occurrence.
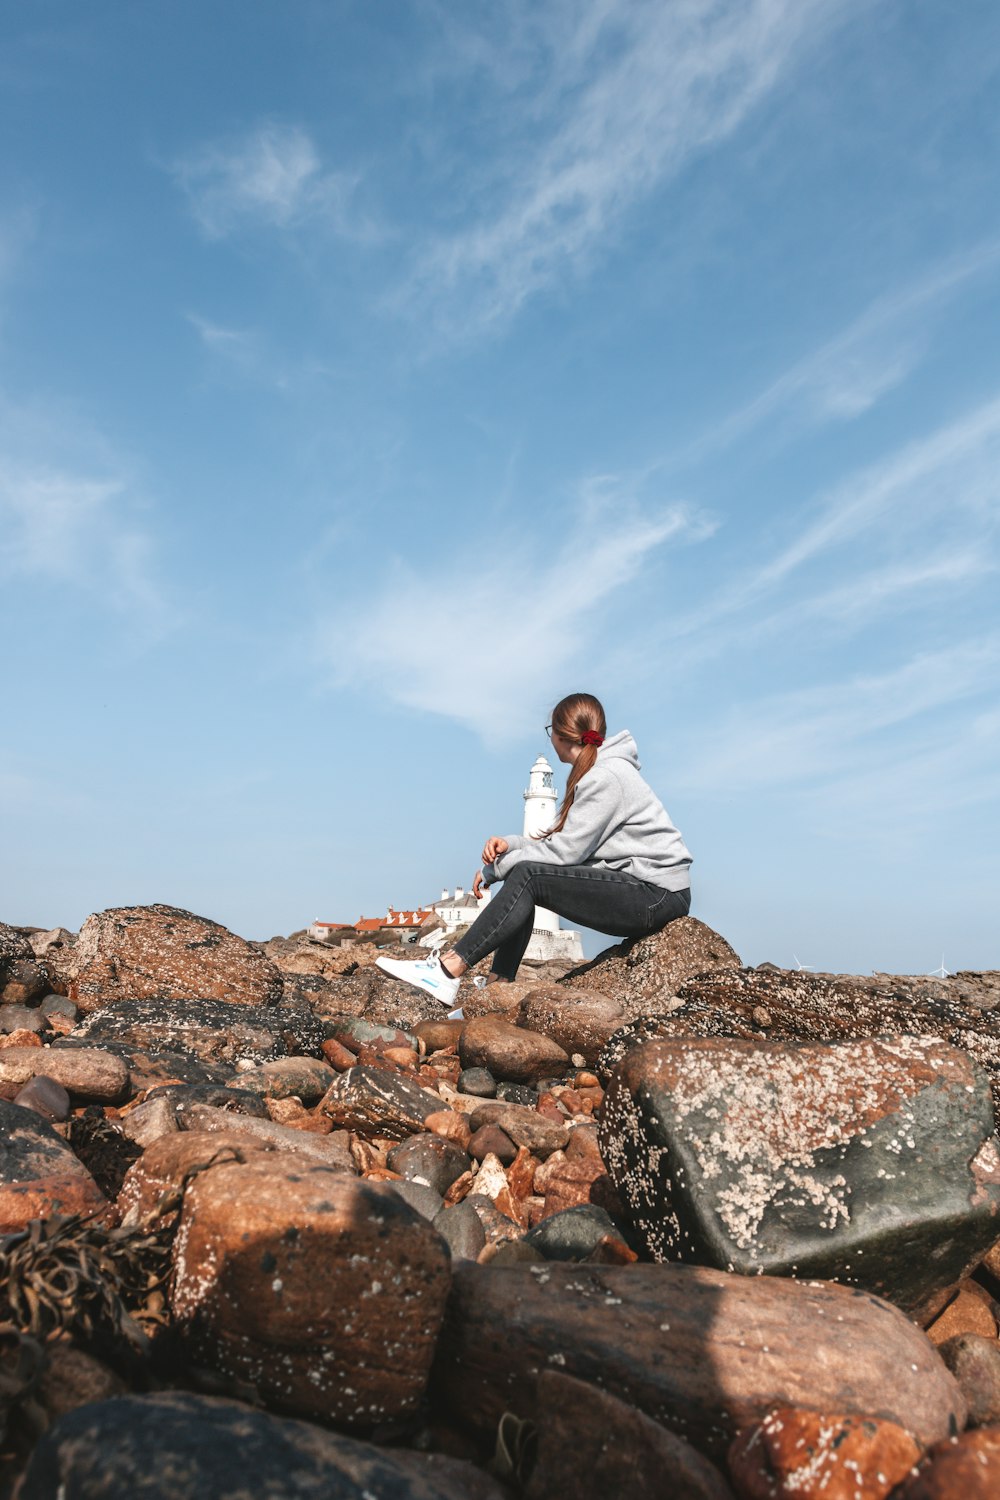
[544,723,553,739]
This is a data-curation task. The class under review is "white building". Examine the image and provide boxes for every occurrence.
[418,885,490,943]
[521,753,584,964]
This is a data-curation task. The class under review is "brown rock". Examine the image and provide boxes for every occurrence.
[469,1124,517,1165]
[893,1428,1000,1498]
[321,1037,357,1070]
[433,1264,965,1459]
[318,1065,443,1140]
[425,1109,473,1152]
[514,985,628,1066]
[926,1283,998,1345]
[264,1097,334,1133]
[0,1099,107,1231]
[0,1028,43,1049]
[173,1103,355,1168]
[69,903,284,1012]
[525,1370,735,1499]
[0,958,50,1005]
[467,1101,569,1157]
[224,1056,335,1104]
[0,1045,130,1102]
[34,1343,127,1423]
[117,1128,281,1224]
[415,1018,465,1053]
[170,1157,451,1424]
[728,1406,920,1498]
[459,1015,569,1083]
[937,1334,1000,1428]
[564,916,741,1008]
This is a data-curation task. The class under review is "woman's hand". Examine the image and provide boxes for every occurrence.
[481,836,509,864]
[472,869,485,899]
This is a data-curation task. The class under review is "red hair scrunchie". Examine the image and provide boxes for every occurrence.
[580,730,604,747]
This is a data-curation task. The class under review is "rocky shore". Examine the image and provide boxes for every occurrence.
[2,904,1000,1497]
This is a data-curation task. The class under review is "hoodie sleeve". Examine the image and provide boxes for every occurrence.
[491,769,624,879]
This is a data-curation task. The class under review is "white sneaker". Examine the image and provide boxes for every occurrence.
[375,952,461,1008]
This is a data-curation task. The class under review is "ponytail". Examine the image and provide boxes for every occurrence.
[534,693,607,838]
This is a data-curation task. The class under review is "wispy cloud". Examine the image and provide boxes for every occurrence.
[172,122,366,241]
[669,388,1000,645]
[676,635,1000,794]
[678,237,1000,461]
[404,0,854,333]
[316,487,714,738]
[0,398,172,624]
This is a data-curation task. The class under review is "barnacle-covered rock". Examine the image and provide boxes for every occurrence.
[599,1034,1000,1321]
[69,905,285,1013]
[562,917,740,1008]
[0,1100,107,1232]
[169,1155,451,1426]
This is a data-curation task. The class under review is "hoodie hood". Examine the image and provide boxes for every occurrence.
[597,729,640,771]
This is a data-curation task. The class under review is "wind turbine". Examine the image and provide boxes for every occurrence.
[928,955,950,979]
[792,954,814,972]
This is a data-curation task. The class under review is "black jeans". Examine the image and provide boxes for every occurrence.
[452,861,691,981]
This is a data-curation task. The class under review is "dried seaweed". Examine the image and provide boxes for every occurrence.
[0,1213,172,1356]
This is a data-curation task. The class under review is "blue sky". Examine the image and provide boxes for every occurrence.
[2,1,998,974]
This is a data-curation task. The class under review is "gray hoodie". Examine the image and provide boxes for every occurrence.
[485,730,692,893]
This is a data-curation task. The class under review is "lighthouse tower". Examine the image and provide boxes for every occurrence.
[519,753,584,964]
[523,754,560,935]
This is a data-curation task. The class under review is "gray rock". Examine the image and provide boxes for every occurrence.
[525,1205,620,1261]
[153,1083,270,1119]
[600,1033,1000,1322]
[433,1200,488,1262]
[386,1134,472,1196]
[13,1074,71,1122]
[457,1067,496,1098]
[388,1178,445,1221]
[0,1004,47,1034]
[18,1391,507,1499]
[118,1093,180,1148]
[40,993,79,1023]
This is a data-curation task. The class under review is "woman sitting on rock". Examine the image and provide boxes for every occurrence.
[376,693,692,1011]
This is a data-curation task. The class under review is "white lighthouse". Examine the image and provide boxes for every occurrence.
[523,754,560,936]
[521,752,584,964]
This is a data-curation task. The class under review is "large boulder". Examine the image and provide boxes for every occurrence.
[562,917,740,1008]
[433,1263,964,1459]
[68,905,284,1013]
[170,1157,451,1426]
[599,1034,1000,1322]
[17,1391,507,1500]
[0,1099,107,1231]
[70,996,327,1066]
[0,921,50,1004]
[600,966,1000,1114]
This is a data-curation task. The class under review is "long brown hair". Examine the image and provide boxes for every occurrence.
[534,692,607,838]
